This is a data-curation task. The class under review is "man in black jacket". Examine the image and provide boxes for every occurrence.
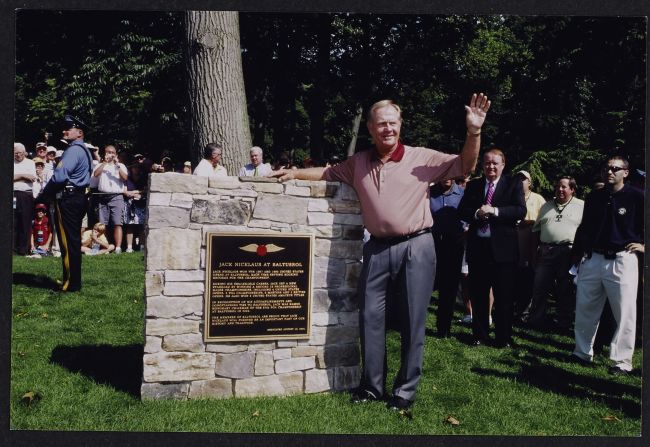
[570,156,644,375]
[458,149,526,347]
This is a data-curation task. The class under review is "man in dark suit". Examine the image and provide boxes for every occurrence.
[458,149,526,347]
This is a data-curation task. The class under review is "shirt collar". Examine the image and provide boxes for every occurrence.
[374,141,405,162]
[441,182,462,196]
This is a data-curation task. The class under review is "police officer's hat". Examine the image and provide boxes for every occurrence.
[62,114,89,133]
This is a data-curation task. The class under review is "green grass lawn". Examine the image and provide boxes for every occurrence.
[10,253,642,435]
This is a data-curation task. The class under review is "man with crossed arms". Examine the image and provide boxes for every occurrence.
[271,93,490,411]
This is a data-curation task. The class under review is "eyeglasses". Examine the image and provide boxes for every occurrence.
[604,165,627,173]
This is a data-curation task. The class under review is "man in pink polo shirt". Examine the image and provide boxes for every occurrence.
[271,93,490,412]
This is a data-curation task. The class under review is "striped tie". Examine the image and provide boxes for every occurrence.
[479,181,494,233]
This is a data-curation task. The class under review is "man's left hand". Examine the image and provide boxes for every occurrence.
[477,204,495,218]
[626,242,644,254]
[465,93,491,133]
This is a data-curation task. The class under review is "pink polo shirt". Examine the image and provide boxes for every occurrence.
[324,144,463,238]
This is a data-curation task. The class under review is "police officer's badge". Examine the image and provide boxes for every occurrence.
[618,207,627,215]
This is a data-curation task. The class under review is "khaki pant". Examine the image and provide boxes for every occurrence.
[573,252,638,371]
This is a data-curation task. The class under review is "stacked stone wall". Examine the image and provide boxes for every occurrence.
[141,173,363,400]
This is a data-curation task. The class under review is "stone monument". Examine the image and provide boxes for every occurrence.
[141,173,363,400]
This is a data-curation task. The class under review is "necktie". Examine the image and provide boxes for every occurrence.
[479,182,494,233]
[253,166,258,176]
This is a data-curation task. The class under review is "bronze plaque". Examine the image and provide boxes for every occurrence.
[204,232,314,342]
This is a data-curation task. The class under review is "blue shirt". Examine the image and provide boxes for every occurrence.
[41,140,92,196]
[429,182,465,236]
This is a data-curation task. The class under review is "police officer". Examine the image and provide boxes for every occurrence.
[39,114,93,292]
[570,156,644,375]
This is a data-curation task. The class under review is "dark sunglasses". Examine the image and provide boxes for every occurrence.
[604,165,627,173]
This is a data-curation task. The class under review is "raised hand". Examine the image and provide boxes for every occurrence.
[464,93,491,133]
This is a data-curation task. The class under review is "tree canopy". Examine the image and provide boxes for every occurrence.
[15,11,645,197]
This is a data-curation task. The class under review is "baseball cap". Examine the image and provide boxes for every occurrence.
[35,203,47,211]
[46,146,57,154]
[516,170,532,181]
[33,157,45,165]
[36,142,47,149]
[184,161,191,167]
[55,150,64,158]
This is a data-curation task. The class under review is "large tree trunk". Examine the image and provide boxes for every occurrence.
[185,11,252,175]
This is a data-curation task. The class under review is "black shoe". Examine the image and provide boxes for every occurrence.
[608,366,630,376]
[350,388,382,404]
[435,330,450,339]
[567,354,593,367]
[386,395,412,411]
[471,339,485,347]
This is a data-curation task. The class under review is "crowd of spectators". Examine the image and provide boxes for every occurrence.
[14,140,149,257]
[13,132,644,382]
[14,140,340,258]
[430,156,644,376]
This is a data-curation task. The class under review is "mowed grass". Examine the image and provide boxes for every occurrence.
[10,253,642,435]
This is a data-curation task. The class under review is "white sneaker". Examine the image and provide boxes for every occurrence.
[114,247,122,254]
[460,314,472,324]
[489,316,493,326]
[125,247,134,253]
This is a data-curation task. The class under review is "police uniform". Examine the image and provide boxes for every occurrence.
[40,115,92,292]
[571,183,644,372]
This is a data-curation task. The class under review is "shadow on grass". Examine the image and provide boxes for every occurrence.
[50,344,143,398]
[472,361,641,419]
[12,272,59,290]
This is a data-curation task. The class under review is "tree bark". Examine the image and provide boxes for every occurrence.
[347,105,363,157]
[185,11,252,175]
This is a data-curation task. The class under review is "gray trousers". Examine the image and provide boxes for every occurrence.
[358,232,435,401]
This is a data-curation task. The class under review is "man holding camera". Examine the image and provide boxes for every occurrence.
[39,114,93,292]
[93,144,128,254]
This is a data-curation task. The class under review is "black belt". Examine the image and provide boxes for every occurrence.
[593,247,626,259]
[370,228,431,245]
[63,185,87,194]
